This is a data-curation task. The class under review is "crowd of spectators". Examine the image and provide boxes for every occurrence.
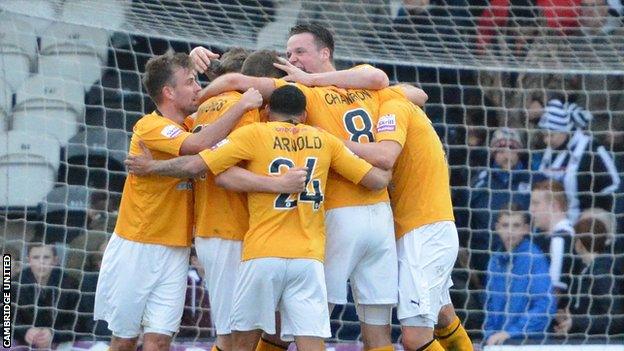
[1,0,624,347]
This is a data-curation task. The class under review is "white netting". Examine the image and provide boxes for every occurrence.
[1,0,623,348]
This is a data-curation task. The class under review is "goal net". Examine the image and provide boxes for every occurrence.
[1,0,623,348]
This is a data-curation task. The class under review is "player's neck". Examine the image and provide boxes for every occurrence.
[155,103,186,125]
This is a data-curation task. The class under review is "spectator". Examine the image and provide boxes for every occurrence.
[533,98,620,221]
[466,128,531,273]
[483,203,556,345]
[12,241,79,347]
[76,239,111,339]
[178,248,212,339]
[553,215,623,336]
[529,180,575,297]
[580,0,624,36]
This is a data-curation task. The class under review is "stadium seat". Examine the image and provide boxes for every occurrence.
[12,75,85,143]
[0,0,55,36]
[0,15,37,91]
[256,0,301,50]
[0,130,60,209]
[39,21,109,90]
[61,0,128,32]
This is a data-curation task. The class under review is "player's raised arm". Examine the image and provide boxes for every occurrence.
[274,57,389,90]
[189,46,220,74]
[198,73,276,104]
[215,166,307,194]
[180,87,263,155]
[396,83,428,107]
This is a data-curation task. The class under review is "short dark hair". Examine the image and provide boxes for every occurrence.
[206,47,250,80]
[143,52,194,104]
[26,240,57,257]
[269,85,306,118]
[289,23,335,60]
[574,218,609,254]
[241,50,286,78]
[496,202,529,225]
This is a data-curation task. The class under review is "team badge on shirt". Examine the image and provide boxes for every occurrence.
[161,124,183,138]
[376,114,396,132]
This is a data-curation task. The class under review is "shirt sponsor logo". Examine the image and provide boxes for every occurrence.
[376,114,396,132]
[210,138,229,150]
[161,125,183,138]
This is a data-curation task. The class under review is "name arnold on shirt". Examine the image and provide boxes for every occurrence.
[273,136,322,152]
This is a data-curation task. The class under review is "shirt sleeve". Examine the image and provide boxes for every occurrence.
[326,132,373,184]
[375,99,410,147]
[133,117,191,157]
[198,124,257,175]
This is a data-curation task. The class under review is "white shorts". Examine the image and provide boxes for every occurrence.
[94,233,190,338]
[230,258,331,341]
[324,202,397,305]
[195,237,242,335]
[396,221,458,326]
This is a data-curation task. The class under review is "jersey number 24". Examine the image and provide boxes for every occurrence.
[269,157,324,211]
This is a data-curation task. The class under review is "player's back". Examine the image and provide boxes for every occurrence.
[192,91,260,240]
[275,80,387,210]
[202,120,372,262]
[377,98,454,238]
[115,112,193,247]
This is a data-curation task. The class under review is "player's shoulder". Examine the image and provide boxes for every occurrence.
[198,91,241,113]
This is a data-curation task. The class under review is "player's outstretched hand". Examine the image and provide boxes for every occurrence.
[276,166,308,193]
[240,88,264,110]
[273,57,313,86]
[125,141,155,176]
[190,46,220,74]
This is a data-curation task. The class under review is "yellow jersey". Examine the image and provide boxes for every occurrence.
[199,121,373,262]
[115,111,194,247]
[192,91,260,241]
[375,98,455,239]
[274,79,387,210]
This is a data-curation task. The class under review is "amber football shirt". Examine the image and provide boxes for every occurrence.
[199,121,373,262]
[274,79,388,210]
[192,91,260,241]
[115,111,194,247]
[375,98,455,239]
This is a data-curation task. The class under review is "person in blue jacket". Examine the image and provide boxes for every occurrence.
[484,203,556,345]
[465,128,531,274]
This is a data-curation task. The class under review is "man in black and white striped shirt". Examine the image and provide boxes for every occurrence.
[533,98,620,222]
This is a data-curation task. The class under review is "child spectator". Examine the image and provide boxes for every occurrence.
[529,179,575,296]
[12,241,79,347]
[553,215,624,336]
[484,203,556,345]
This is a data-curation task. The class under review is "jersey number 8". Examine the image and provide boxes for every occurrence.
[343,108,374,143]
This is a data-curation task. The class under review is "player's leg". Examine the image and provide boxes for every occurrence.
[233,330,264,351]
[109,336,139,351]
[143,333,173,351]
[255,312,290,351]
[141,244,191,350]
[434,303,472,351]
[94,234,159,350]
[196,237,243,351]
[293,336,325,351]
[231,258,287,351]
[324,206,365,306]
[397,222,458,351]
[279,259,331,349]
[350,203,397,351]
